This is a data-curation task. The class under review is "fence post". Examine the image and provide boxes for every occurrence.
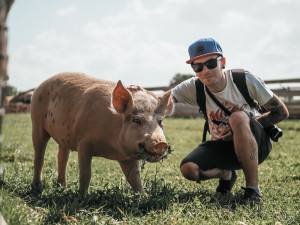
[0,0,14,224]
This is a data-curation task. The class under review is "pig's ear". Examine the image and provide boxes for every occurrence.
[158,90,174,115]
[112,81,133,113]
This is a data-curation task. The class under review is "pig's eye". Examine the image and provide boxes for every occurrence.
[158,119,164,128]
[133,118,142,125]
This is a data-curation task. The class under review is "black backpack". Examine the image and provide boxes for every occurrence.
[195,69,261,142]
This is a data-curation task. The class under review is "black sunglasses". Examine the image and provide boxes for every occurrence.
[191,56,222,73]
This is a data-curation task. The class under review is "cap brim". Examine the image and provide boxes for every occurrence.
[186,52,222,64]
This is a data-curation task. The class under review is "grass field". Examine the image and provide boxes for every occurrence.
[0,114,299,224]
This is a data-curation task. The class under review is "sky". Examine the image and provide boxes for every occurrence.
[6,0,300,92]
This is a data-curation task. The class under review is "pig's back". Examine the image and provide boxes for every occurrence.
[31,72,115,112]
[31,72,118,149]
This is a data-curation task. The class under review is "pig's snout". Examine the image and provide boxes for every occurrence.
[137,141,168,162]
[152,142,168,155]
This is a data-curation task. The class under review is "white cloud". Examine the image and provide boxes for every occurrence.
[78,0,190,86]
[83,22,137,43]
[56,6,77,16]
[7,0,300,91]
[9,29,80,90]
[267,0,293,3]
[222,11,254,28]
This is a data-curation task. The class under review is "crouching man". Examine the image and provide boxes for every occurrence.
[172,38,289,205]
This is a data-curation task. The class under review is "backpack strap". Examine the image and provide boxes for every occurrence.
[195,78,206,117]
[231,69,259,109]
[197,69,257,112]
[196,70,263,142]
[195,78,209,142]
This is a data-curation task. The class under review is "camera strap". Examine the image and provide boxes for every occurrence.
[205,85,232,117]
[206,85,282,142]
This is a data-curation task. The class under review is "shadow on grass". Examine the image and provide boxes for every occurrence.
[1,178,239,224]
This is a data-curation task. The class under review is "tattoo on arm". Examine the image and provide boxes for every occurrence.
[250,150,258,161]
[256,95,289,127]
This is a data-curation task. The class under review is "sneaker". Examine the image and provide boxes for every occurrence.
[216,170,237,195]
[239,187,262,205]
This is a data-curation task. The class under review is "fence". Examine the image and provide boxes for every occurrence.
[144,78,300,119]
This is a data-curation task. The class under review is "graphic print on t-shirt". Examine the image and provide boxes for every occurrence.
[209,102,247,140]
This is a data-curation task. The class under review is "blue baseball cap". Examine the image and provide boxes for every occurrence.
[186,38,223,64]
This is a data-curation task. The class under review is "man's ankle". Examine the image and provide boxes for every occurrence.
[221,170,232,180]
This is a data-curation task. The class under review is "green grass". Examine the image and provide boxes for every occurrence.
[0,114,299,224]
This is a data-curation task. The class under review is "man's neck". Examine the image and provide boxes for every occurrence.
[206,71,227,93]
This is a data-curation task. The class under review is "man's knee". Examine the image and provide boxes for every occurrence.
[229,111,250,131]
[180,162,199,181]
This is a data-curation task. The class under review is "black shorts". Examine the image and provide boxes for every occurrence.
[180,113,272,170]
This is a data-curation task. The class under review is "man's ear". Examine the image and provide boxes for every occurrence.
[112,81,133,113]
[221,57,226,69]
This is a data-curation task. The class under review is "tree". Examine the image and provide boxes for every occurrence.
[4,84,17,96]
[169,73,194,88]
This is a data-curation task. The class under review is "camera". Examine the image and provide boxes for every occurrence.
[264,125,283,142]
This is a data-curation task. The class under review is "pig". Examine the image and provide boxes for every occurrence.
[30,72,173,193]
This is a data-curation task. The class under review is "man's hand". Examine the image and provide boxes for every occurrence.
[220,127,233,141]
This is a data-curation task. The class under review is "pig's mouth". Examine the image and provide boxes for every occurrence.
[136,143,164,162]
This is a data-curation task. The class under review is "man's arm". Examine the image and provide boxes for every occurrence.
[256,94,289,127]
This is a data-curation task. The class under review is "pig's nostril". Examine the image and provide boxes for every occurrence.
[138,143,146,151]
[156,142,168,148]
[153,142,168,153]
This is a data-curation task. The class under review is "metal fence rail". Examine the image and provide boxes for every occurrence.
[144,78,300,119]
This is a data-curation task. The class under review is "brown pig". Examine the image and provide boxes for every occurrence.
[31,72,173,193]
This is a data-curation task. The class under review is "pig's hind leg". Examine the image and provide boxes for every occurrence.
[57,146,70,186]
[31,126,50,189]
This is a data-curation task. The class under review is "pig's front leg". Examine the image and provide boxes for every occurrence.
[119,160,144,194]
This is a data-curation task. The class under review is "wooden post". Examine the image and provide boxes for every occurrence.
[0,1,14,223]
[0,0,14,146]
[0,0,14,166]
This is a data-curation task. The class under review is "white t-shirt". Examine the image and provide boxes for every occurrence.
[172,70,273,140]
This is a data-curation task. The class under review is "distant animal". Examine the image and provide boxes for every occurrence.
[30,72,173,193]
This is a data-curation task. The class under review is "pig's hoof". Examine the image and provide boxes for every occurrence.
[56,180,66,187]
[79,188,89,195]
[31,182,43,192]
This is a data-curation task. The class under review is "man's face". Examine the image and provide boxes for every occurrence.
[192,54,225,88]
